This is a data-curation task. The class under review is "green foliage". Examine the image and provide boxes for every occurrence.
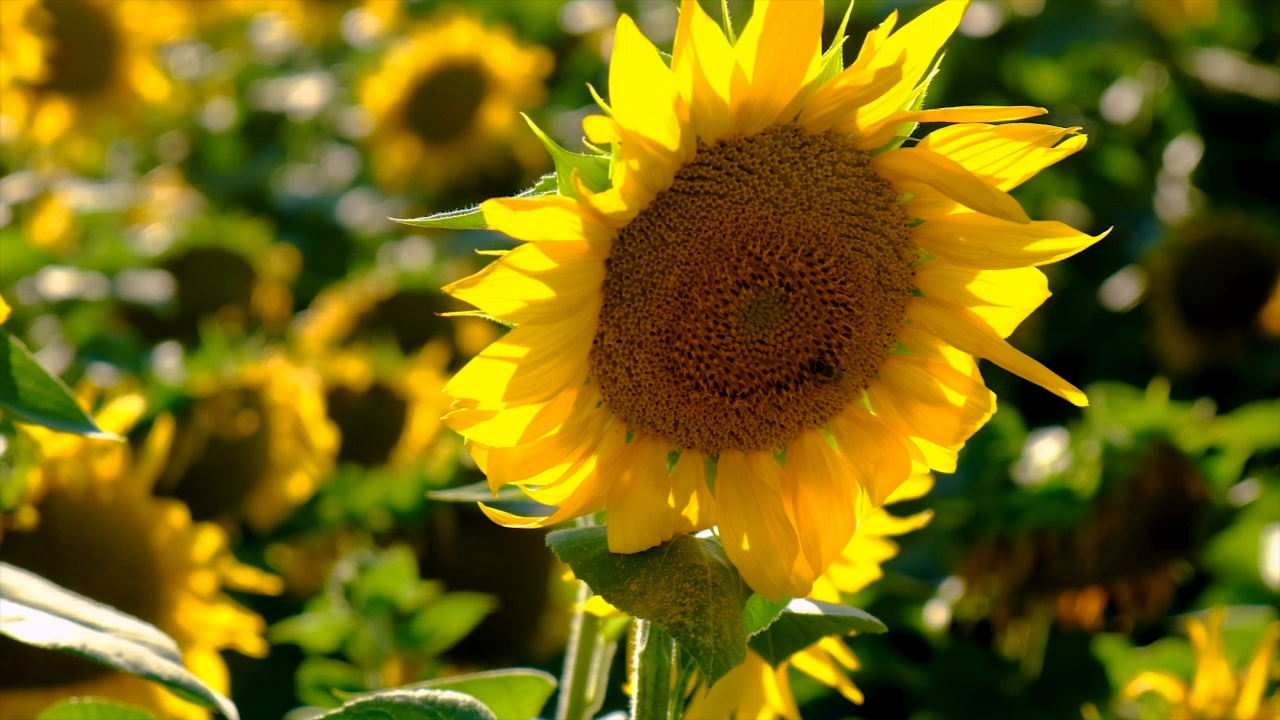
[547,527,751,685]
[521,114,611,198]
[748,599,887,667]
[408,668,557,720]
[743,593,790,636]
[0,330,109,438]
[35,698,158,720]
[0,563,238,720]
[308,689,497,720]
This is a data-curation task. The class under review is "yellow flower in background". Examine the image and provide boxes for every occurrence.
[1138,0,1219,35]
[359,11,553,191]
[0,393,279,720]
[444,0,1102,599]
[316,346,451,470]
[1122,607,1280,720]
[1,0,193,160]
[686,475,935,719]
[155,352,338,532]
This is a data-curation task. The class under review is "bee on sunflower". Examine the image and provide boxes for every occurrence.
[435,0,1104,601]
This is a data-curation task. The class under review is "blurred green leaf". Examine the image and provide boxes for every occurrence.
[36,698,158,720]
[310,689,496,720]
[405,592,497,656]
[269,611,358,655]
[296,657,366,709]
[546,526,750,685]
[350,546,428,614]
[521,114,611,198]
[0,330,112,438]
[749,598,886,668]
[0,563,238,720]
[409,668,557,720]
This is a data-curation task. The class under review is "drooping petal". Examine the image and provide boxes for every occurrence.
[670,448,715,531]
[912,212,1108,269]
[730,0,823,135]
[910,297,1088,406]
[790,641,864,705]
[914,260,1051,338]
[605,432,679,553]
[716,450,806,601]
[873,146,1031,224]
[782,430,859,583]
[918,122,1089,191]
[828,406,914,506]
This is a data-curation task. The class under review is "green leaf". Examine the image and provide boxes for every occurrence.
[426,480,529,503]
[0,562,239,720]
[816,0,854,86]
[269,610,358,654]
[394,205,488,230]
[296,657,366,709]
[743,594,789,637]
[409,668,557,720]
[405,591,497,656]
[522,114,611,198]
[36,698,158,720]
[546,527,751,685]
[0,329,111,438]
[749,598,887,667]
[311,689,497,720]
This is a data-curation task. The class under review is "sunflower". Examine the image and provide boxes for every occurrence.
[0,391,279,720]
[1,0,192,162]
[686,475,935,719]
[1121,607,1280,720]
[155,351,339,533]
[442,0,1102,600]
[359,11,553,191]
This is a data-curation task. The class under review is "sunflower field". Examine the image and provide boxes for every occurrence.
[0,0,1277,719]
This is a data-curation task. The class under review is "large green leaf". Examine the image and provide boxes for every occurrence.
[0,563,239,720]
[408,668,557,720]
[36,698,158,720]
[748,598,887,667]
[0,329,110,438]
[310,689,497,720]
[546,527,751,685]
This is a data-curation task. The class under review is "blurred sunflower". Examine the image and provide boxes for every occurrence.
[1146,214,1280,377]
[1121,607,1280,719]
[686,476,935,719]
[155,351,338,533]
[293,270,496,368]
[317,346,450,470]
[0,391,279,720]
[0,0,192,160]
[359,11,553,191]
[444,0,1102,599]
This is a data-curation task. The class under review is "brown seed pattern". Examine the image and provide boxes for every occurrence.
[590,125,917,454]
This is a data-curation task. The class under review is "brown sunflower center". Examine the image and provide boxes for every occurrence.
[0,489,160,687]
[38,0,120,97]
[327,381,409,467]
[590,125,916,454]
[403,62,489,145]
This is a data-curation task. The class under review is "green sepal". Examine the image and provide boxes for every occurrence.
[521,113,611,198]
[816,0,856,86]
[426,480,530,503]
[0,329,112,438]
[308,689,497,720]
[393,173,559,231]
[546,527,752,686]
[748,598,887,667]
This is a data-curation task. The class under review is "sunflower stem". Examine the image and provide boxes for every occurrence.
[557,579,613,720]
[631,619,677,720]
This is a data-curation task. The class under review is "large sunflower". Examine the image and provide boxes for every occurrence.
[359,11,553,191]
[0,392,279,719]
[443,0,1102,600]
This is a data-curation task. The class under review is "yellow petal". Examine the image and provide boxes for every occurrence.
[798,12,902,134]
[790,643,865,705]
[670,448,715,531]
[885,105,1047,126]
[444,240,606,324]
[0,295,9,325]
[605,432,679,553]
[918,122,1089,191]
[716,450,807,601]
[730,0,823,135]
[673,0,735,143]
[912,213,1108,269]
[782,430,859,582]
[914,260,1051,338]
[608,14,682,150]
[1237,621,1280,718]
[1123,671,1188,705]
[884,473,935,505]
[874,146,1031,224]
[444,307,598,406]
[481,194,612,246]
[868,354,995,469]
[910,297,1088,406]
[828,406,914,506]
